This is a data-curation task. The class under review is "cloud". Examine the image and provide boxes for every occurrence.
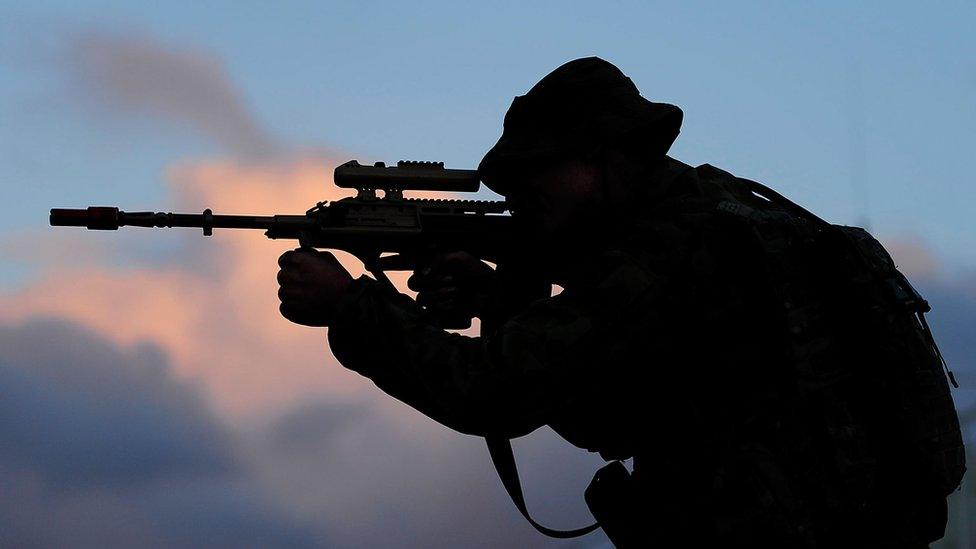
[1,151,479,423]
[241,397,610,548]
[0,318,229,488]
[0,317,320,548]
[2,157,373,421]
[0,316,608,548]
[882,235,941,280]
[5,29,369,421]
[64,30,275,158]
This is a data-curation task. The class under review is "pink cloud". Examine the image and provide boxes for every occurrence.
[882,235,941,280]
[2,156,422,423]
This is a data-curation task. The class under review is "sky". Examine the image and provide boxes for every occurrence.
[0,1,974,547]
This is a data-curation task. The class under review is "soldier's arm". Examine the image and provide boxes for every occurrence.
[327,250,664,438]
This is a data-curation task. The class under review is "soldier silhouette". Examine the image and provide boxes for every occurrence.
[277,57,964,547]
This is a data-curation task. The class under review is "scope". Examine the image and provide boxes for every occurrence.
[333,160,481,194]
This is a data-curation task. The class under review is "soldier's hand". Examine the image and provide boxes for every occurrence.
[408,251,499,324]
[277,248,354,327]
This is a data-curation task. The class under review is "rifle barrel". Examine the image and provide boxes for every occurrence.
[50,207,311,235]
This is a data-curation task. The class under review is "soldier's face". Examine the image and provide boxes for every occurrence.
[506,157,603,243]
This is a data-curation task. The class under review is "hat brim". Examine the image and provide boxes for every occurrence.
[479,98,682,195]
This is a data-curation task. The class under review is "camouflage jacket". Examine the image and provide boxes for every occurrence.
[327,158,963,546]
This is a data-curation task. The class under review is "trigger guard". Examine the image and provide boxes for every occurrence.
[297,231,315,249]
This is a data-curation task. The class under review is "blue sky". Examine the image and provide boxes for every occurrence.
[2,1,974,288]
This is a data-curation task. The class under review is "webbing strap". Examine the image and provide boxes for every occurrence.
[736,177,830,227]
[485,436,601,539]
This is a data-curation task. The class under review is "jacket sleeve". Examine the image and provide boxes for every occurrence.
[326,250,664,438]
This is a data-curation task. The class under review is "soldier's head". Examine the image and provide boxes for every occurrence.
[479,57,682,243]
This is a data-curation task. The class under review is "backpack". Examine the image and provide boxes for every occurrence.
[697,164,966,545]
[485,163,965,546]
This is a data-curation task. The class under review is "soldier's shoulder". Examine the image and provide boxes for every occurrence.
[660,160,768,220]
[660,156,734,180]
[690,161,736,179]
[662,157,744,190]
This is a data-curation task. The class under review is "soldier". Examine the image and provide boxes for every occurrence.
[277,58,963,547]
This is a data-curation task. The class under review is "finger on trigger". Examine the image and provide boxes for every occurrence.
[407,273,427,292]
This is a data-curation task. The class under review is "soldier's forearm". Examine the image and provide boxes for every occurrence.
[326,277,548,437]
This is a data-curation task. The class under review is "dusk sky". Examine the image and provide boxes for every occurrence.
[1,2,973,547]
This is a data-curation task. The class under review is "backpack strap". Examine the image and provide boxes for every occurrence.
[485,435,601,538]
[735,177,831,227]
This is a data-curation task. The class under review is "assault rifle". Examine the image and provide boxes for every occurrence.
[50,160,514,327]
[48,159,602,538]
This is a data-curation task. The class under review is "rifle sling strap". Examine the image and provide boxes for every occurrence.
[485,435,601,538]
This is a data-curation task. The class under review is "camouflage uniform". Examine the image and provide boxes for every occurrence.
[327,58,962,546]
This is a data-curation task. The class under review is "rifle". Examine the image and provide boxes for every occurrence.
[50,160,513,328]
[49,159,601,539]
